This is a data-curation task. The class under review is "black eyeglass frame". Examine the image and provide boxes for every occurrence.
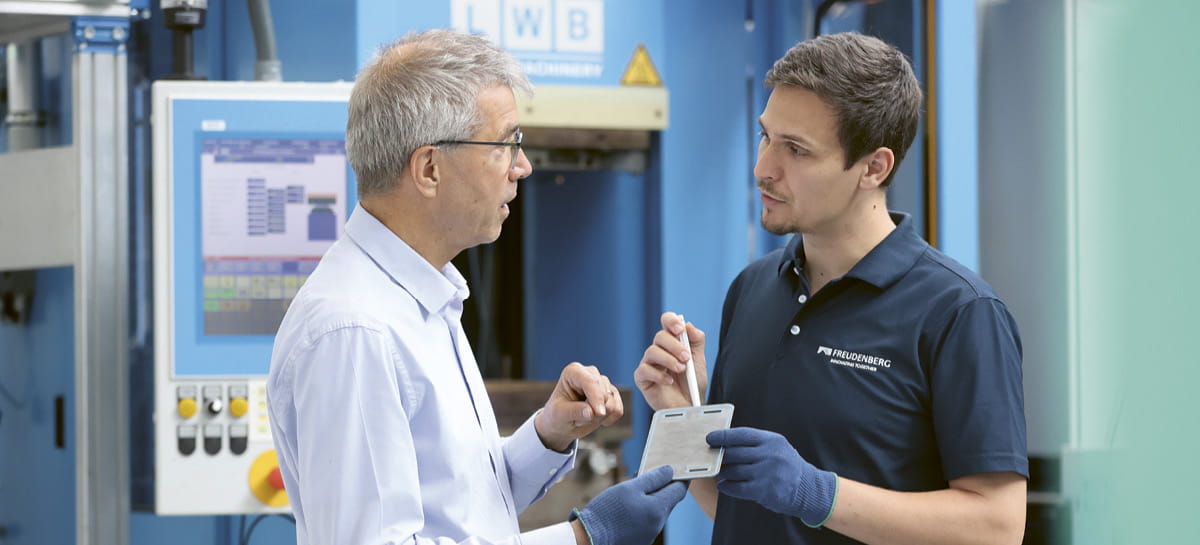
[433,129,524,170]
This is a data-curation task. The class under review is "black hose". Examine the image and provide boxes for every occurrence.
[813,0,842,38]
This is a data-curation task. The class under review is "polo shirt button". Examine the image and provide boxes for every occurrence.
[797,294,808,304]
[793,266,800,276]
[789,325,800,335]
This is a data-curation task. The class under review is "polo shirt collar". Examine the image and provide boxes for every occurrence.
[345,203,469,315]
[777,212,925,290]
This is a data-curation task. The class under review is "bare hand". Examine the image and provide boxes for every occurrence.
[634,312,708,411]
[535,362,624,451]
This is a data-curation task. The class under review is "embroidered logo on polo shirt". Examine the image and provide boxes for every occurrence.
[817,345,891,373]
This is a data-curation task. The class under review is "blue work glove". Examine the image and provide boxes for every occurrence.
[707,427,838,528]
[571,465,687,545]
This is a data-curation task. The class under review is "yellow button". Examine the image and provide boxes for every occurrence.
[249,449,290,507]
[177,398,197,419]
[230,397,249,418]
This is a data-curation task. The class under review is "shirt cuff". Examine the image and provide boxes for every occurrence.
[514,409,578,458]
[505,411,577,508]
[520,521,578,545]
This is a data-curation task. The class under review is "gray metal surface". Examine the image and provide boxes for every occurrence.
[73,49,130,545]
[0,147,78,271]
[6,42,43,150]
[638,404,733,480]
[977,0,1071,458]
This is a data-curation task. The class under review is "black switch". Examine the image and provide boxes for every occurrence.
[229,424,249,455]
[230,435,247,455]
[204,435,221,455]
[179,436,197,455]
[203,423,222,455]
[177,424,197,456]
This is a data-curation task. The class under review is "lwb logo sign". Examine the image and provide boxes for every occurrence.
[452,0,606,78]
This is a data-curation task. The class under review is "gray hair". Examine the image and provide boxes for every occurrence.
[766,32,922,187]
[347,29,533,197]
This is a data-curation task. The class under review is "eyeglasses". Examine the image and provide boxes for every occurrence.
[434,129,524,170]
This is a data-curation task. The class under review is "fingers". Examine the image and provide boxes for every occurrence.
[634,465,677,491]
[643,313,707,377]
[715,458,758,481]
[685,322,706,351]
[659,311,686,335]
[563,362,610,419]
[633,360,674,388]
[635,343,684,385]
[601,383,624,426]
[659,312,706,347]
[651,480,689,506]
[706,427,771,448]
[654,329,692,369]
[556,362,627,428]
[717,444,764,465]
[715,478,754,500]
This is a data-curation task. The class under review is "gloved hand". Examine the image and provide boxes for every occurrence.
[572,465,688,545]
[707,427,838,527]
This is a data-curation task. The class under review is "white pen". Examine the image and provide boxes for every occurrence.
[678,314,702,407]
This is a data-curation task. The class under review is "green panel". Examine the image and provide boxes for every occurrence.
[1073,1,1200,542]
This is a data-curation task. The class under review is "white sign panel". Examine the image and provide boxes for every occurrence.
[452,0,606,79]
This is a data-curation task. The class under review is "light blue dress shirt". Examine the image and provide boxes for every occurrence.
[268,204,577,545]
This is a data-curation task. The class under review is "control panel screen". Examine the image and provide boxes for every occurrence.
[200,137,347,336]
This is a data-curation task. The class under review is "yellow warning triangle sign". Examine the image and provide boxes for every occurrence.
[620,44,663,87]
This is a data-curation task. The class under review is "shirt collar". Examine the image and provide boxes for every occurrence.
[345,203,470,315]
[776,212,926,290]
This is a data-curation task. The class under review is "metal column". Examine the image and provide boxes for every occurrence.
[71,17,131,545]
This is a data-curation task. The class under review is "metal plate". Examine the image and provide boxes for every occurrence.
[637,404,734,480]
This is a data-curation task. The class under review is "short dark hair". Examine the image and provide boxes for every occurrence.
[765,32,922,186]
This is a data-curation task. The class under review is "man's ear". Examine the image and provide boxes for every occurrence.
[408,145,440,198]
[858,147,896,190]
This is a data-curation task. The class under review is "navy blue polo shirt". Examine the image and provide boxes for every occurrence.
[708,213,1027,545]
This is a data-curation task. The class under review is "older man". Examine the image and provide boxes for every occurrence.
[269,29,684,545]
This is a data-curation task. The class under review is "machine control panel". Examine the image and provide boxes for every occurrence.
[158,377,285,513]
[152,81,352,515]
[173,382,257,456]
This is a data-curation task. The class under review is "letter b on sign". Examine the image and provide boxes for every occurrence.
[555,0,603,53]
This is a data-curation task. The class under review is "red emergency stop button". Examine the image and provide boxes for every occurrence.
[268,467,285,490]
[249,450,290,507]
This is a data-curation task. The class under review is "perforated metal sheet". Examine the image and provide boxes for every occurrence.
[637,404,734,480]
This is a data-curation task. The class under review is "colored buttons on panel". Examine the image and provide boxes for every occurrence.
[249,450,290,507]
[177,385,198,419]
[177,382,253,456]
[203,385,224,415]
[177,386,199,455]
[228,384,249,418]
